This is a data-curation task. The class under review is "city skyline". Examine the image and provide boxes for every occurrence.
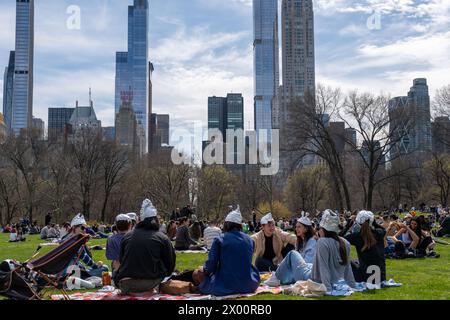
[0,0,450,155]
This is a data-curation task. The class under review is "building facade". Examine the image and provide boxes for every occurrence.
[2,51,15,132]
[389,78,432,164]
[253,0,279,136]
[281,0,315,108]
[115,0,149,152]
[48,107,75,142]
[207,94,244,142]
[32,117,44,140]
[11,0,34,135]
[156,114,170,146]
[68,100,102,139]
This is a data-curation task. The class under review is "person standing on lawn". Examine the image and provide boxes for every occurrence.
[115,199,176,294]
[252,213,297,272]
[196,206,260,296]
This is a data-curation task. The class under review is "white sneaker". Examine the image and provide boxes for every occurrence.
[264,272,280,287]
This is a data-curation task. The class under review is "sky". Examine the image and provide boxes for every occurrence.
[0,0,449,155]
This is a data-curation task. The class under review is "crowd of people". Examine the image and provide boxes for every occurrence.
[1,202,448,297]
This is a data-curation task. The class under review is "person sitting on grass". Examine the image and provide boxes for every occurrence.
[310,210,356,293]
[114,199,176,294]
[9,225,26,242]
[252,213,297,272]
[407,217,438,257]
[203,220,222,250]
[63,213,109,278]
[106,214,132,278]
[195,206,260,296]
[436,212,450,237]
[345,211,386,283]
[175,217,204,251]
[264,212,317,286]
[126,213,138,229]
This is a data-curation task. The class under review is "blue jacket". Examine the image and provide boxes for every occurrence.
[199,230,260,296]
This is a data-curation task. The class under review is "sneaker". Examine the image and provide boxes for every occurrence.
[264,272,280,287]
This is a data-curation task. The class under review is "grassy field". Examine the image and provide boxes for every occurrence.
[0,234,449,300]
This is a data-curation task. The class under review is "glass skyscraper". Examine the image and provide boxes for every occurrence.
[253,0,279,135]
[208,94,244,143]
[10,0,34,135]
[48,107,75,141]
[115,0,149,152]
[2,51,15,131]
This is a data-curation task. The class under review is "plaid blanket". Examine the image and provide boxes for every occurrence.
[50,285,286,301]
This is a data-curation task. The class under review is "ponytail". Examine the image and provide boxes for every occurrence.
[323,229,348,265]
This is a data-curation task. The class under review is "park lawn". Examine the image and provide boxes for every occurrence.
[0,234,449,300]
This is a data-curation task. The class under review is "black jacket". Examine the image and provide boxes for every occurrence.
[175,225,197,250]
[115,227,176,282]
[345,223,386,282]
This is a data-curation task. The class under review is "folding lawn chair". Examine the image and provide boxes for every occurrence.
[25,234,90,300]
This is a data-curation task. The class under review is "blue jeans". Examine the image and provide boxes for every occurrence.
[275,251,312,285]
[255,257,278,272]
[88,265,109,278]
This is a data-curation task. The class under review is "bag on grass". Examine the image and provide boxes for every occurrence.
[160,280,197,295]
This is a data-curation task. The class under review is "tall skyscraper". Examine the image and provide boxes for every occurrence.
[389,78,432,163]
[48,107,75,142]
[279,0,316,176]
[253,0,279,135]
[281,0,315,104]
[11,0,34,135]
[115,0,149,152]
[148,62,154,152]
[2,51,15,131]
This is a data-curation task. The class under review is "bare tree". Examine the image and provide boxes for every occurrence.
[0,129,46,221]
[340,92,414,210]
[68,130,103,219]
[0,167,20,224]
[424,154,450,207]
[285,84,352,210]
[284,165,329,213]
[99,142,129,223]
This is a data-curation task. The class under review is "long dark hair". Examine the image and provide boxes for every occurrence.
[223,222,242,233]
[411,217,423,240]
[322,229,348,265]
[297,223,315,251]
[136,217,160,231]
[360,221,377,252]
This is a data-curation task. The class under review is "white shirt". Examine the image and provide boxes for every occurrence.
[203,226,222,250]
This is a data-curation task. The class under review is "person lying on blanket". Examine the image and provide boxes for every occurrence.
[106,214,132,278]
[251,213,297,272]
[344,211,386,283]
[114,199,176,295]
[62,213,109,279]
[264,212,317,286]
[194,206,260,296]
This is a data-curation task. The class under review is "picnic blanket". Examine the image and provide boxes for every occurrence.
[284,279,402,297]
[50,285,285,301]
[175,250,208,254]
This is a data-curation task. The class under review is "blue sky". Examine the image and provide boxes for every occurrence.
[0,0,449,154]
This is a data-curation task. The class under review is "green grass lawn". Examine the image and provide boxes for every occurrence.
[0,234,449,300]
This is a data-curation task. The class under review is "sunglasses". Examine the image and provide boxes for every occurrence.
[75,225,86,231]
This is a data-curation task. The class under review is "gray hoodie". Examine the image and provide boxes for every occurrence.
[311,237,356,292]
